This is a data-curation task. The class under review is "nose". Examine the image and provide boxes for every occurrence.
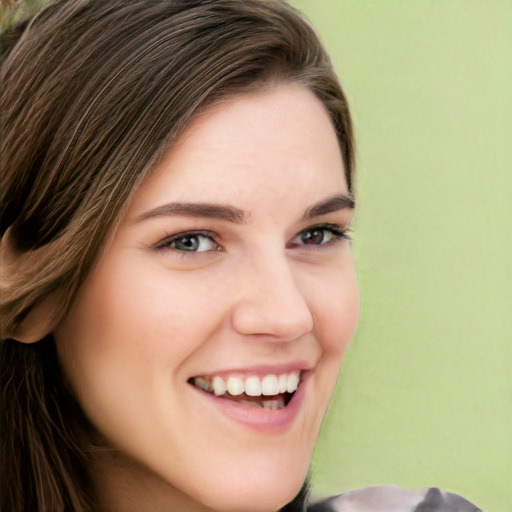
[230,251,314,341]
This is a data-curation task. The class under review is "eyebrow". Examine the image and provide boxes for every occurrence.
[135,202,247,224]
[302,193,355,220]
[134,193,354,224]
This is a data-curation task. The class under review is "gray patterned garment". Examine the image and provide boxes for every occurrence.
[308,485,483,512]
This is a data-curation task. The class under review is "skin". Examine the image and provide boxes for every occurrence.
[54,84,359,512]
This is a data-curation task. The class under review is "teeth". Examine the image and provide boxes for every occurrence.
[193,370,301,398]
[238,399,262,409]
[262,398,285,410]
[212,376,226,396]
[194,376,210,392]
[245,376,262,396]
[226,376,244,396]
[261,375,279,395]
[286,372,300,393]
[278,374,288,393]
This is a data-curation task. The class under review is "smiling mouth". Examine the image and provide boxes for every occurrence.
[188,371,301,410]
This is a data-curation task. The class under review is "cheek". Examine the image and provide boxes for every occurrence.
[313,258,360,357]
[53,260,226,466]
[54,257,229,399]
[305,256,359,411]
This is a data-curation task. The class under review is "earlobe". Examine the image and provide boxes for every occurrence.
[1,227,61,344]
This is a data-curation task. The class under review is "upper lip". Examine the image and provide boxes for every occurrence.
[190,360,314,379]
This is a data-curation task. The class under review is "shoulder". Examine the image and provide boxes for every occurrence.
[307,485,484,512]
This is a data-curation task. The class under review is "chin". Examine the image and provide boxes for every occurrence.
[204,479,306,512]
[190,452,310,512]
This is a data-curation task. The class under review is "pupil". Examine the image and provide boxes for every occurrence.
[176,236,199,251]
[302,229,324,245]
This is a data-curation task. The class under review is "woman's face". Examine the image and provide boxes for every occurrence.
[54,84,359,512]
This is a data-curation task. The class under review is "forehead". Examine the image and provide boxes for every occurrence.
[126,84,347,218]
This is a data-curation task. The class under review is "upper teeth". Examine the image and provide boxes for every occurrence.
[193,371,300,397]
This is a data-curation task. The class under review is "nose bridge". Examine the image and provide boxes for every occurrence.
[231,247,314,340]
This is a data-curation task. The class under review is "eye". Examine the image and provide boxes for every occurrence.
[292,224,350,247]
[155,231,219,253]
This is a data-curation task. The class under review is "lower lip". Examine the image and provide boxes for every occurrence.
[192,373,310,433]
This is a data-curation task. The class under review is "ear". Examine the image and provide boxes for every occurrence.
[8,294,62,344]
[1,228,61,344]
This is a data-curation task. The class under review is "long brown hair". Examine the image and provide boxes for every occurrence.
[1,1,354,510]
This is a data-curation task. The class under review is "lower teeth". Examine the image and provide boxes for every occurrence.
[262,399,283,410]
[238,398,285,410]
[239,400,263,409]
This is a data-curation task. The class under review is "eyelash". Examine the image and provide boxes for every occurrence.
[290,223,351,248]
[154,230,219,255]
[154,224,351,255]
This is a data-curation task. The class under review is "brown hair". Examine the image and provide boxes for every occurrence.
[1,1,354,510]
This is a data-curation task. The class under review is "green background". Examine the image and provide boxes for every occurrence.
[292,1,512,511]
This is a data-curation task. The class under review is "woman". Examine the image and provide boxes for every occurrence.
[0,1,483,511]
